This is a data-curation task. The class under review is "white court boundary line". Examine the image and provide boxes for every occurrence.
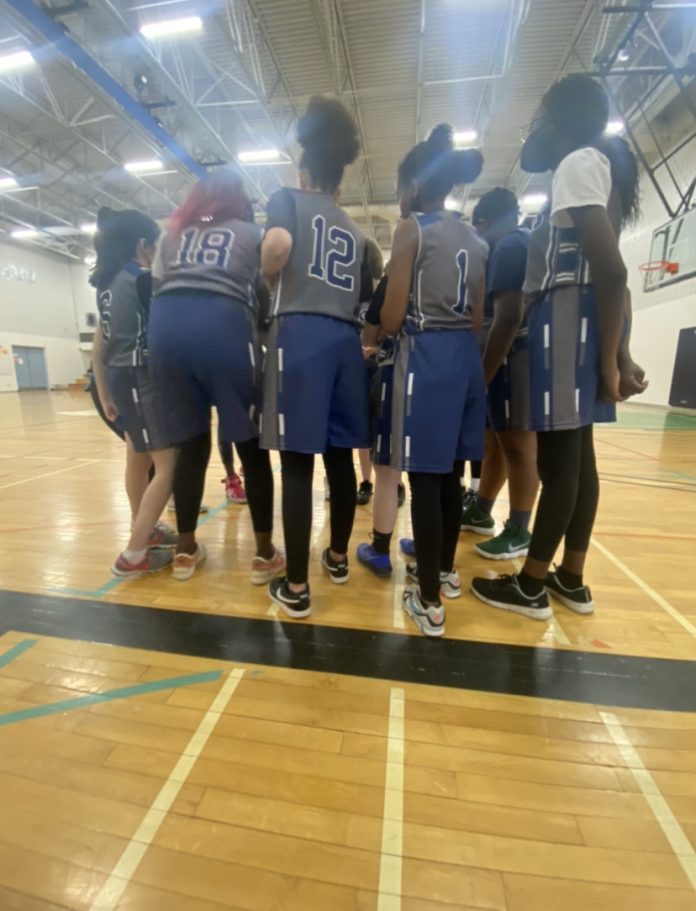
[377,687,405,911]
[591,537,696,638]
[0,459,99,491]
[90,668,245,911]
[601,711,696,890]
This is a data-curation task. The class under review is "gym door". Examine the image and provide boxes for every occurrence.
[12,346,49,390]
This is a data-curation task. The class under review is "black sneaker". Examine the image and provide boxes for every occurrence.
[470,574,552,621]
[321,548,349,584]
[269,576,312,618]
[545,569,595,615]
[356,480,373,505]
[397,483,406,508]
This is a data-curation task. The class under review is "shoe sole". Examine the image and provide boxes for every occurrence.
[470,583,553,621]
[403,599,445,638]
[226,497,248,504]
[546,587,595,615]
[406,567,461,599]
[473,544,530,560]
[251,560,286,586]
[269,589,312,619]
[322,554,349,584]
[111,562,171,577]
[173,550,207,582]
[356,555,392,578]
[149,541,177,551]
[461,524,496,536]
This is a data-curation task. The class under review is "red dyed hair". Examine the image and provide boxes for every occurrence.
[168,167,252,234]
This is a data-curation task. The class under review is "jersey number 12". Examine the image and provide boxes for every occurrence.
[308,215,356,291]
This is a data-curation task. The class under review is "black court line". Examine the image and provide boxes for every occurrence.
[1,588,695,713]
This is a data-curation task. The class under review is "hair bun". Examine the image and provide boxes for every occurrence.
[426,123,454,154]
[297,96,360,168]
[452,148,483,184]
[96,206,116,229]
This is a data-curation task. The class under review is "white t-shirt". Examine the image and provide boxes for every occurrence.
[550,147,612,228]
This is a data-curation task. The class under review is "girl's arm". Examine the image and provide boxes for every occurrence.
[568,205,627,402]
[482,289,524,385]
[91,328,118,422]
[471,273,485,336]
[617,288,648,398]
[380,219,418,336]
[261,228,293,278]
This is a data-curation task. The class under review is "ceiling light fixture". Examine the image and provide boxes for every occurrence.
[124,158,164,174]
[140,16,203,40]
[79,222,98,234]
[605,119,625,135]
[237,148,281,164]
[11,227,40,239]
[522,193,548,207]
[84,255,97,266]
[0,50,35,74]
[0,176,19,191]
[453,130,478,146]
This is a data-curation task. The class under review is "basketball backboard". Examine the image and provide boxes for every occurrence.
[643,207,696,292]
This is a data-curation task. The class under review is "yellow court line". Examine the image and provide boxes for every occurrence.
[90,668,246,911]
[591,537,696,638]
[377,687,405,911]
[0,459,99,491]
[600,711,696,890]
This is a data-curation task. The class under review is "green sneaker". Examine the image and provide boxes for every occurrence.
[474,520,531,560]
[461,502,495,536]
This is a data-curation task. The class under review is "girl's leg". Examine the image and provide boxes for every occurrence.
[440,468,463,574]
[475,431,506,513]
[127,446,177,552]
[323,446,357,561]
[235,437,275,560]
[125,438,151,523]
[358,448,372,484]
[498,430,538,530]
[173,430,212,555]
[280,450,314,589]
[469,459,482,493]
[408,471,443,604]
[372,464,401,550]
[520,428,584,589]
[559,424,599,581]
[218,438,234,476]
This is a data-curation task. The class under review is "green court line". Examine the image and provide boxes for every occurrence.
[0,668,222,727]
[0,639,38,669]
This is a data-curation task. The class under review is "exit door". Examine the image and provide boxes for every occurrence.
[12,345,49,390]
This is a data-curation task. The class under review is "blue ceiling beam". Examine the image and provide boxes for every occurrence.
[4,0,207,180]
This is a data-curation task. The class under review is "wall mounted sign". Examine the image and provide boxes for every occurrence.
[0,262,37,283]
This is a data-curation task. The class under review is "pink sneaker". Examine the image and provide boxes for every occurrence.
[251,548,286,585]
[148,522,177,549]
[112,549,173,577]
[223,474,247,504]
[172,543,207,581]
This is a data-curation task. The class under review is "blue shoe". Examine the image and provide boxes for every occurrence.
[356,543,393,577]
[399,538,416,558]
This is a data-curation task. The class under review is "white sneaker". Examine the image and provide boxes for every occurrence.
[403,584,445,637]
[172,543,207,581]
[405,563,462,599]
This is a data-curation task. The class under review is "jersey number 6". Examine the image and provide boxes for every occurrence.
[308,214,356,291]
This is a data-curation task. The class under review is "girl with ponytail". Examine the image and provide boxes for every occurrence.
[371,124,487,636]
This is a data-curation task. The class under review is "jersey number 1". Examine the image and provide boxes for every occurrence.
[453,248,468,315]
[308,214,356,291]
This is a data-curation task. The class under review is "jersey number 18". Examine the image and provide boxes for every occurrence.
[175,227,235,269]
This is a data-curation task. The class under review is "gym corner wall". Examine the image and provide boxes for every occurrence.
[0,238,92,392]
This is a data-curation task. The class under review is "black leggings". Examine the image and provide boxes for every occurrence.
[281,447,356,584]
[173,431,273,536]
[528,426,599,563]
[408,469,462,603]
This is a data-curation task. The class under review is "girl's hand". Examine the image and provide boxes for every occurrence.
[101,395,119,422]
[362,345,379,361]
[600,367,622,403]
[619,360,648,399]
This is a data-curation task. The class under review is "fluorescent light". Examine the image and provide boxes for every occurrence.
[12,228,39,239]
[453,130,478,146]
[522,193,548,207]
[444,197,459,211]
[617,47,630,63]
[606,119,625,135]
[124,159,163,174]
[237,148,281,164]
[0,177,19,191]
[140,16,203,39]
[0,50,34,74]
[84,255,97,266]
[80,222,97,234]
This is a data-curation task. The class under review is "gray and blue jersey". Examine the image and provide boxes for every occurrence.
[407,210,488,332]
[97,262,151,368]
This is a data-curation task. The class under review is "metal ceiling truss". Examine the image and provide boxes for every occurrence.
[309,0,376,238]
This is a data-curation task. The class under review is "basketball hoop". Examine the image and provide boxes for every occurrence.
[638,260,679,275]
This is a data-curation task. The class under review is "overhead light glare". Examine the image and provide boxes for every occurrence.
[0,50,35,74]
[237,148,281,164]
[444,197,459,211]
[140,16,203,39]
[80,222,98,234]
[12,228,40,239]
[605,119,625,135]
[0,177,19,191]
[522,193,548,207]
[84,255,97,266]
[124,159,163,174]
[453,129,478,146]
[617,47,630,63]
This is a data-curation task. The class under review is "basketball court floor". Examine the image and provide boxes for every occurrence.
[1,389,696,910]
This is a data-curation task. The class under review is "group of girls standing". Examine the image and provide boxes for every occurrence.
[91,73,645,637]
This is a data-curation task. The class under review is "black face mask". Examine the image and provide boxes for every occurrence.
[521,124,556,173]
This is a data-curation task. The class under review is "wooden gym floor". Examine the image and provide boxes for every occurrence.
[1,389,695,910]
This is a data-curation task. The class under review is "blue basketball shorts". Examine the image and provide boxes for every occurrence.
[372,328,485,473]
[148,291,261,446]
[487,334,532,433]
[260,313,370,453]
